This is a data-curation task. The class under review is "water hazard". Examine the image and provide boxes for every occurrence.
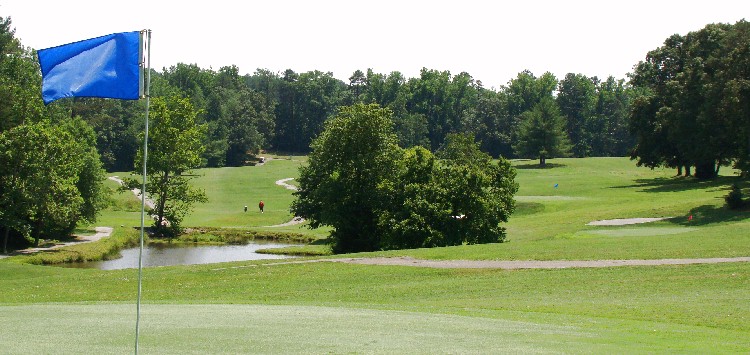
[59,241,300,270]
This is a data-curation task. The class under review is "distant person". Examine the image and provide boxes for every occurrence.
[244,205,247,212]
[259,200,265,213]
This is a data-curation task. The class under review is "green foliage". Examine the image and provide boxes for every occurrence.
[293,106,518,252]
[9,227,138,265]
[513,97,571,166]
[725,184,746,210]
[630,20,750,178]
[128,96,208,236]
[379,135,518,249]
[557,73,597,157]
[0,119,107,249]
[292,103,401,252]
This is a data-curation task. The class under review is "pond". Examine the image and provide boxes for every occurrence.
[59,241,300,270]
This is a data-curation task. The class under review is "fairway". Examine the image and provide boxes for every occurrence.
[2,303,747,354]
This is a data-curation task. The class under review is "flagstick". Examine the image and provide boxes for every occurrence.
[135,29,151,355]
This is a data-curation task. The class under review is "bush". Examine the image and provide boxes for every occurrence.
[725,184,746,210]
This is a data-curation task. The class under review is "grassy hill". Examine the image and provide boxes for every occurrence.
[1,157,748,353]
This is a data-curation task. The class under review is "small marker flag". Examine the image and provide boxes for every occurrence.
[38,31,142,104]
[554,183,559,188]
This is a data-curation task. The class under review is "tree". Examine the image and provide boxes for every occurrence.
[291,103,401,253]
[594,77,632,156]
[348,69,366,102]
[514,97,571,166]
[378,134,518,249]
[557,73,597,157]
[463,87,513,158]
[629,22,750,178]
[0,121,106,248]
[128,96,208,236]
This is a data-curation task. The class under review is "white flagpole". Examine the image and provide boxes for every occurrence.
[135,29,151,355]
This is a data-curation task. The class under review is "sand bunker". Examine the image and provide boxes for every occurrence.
[586,217,673,226]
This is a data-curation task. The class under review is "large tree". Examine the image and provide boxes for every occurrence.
[0,120,106,248]
[557,73,597,157]
[128,96,208,236]
[378,134,518,249]
[291,103,401,253]
[513,97,571,166]
[629,21,750,178]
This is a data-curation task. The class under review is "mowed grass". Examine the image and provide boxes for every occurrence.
[2,157,749,353]
[0,259,748,353]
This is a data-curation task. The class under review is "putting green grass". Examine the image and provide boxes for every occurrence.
[3,303,747,354]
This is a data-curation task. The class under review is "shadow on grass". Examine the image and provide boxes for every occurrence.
[310,238,332,246]
[514,202,545,216]
[612,175,746,193]
[668,204,750,226]
[514,163,567,170]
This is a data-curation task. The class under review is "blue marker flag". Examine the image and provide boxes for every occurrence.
[38,31,142,104]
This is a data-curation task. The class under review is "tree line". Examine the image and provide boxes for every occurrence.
[56,57,635,173]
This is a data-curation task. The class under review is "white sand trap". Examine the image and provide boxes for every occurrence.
[586,227,697,237]
[587,217,673,226]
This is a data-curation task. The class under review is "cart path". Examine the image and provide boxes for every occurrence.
[214,256,750,271]
[108,176,155,209]
[12,227,114,255]
[265,178,306,227]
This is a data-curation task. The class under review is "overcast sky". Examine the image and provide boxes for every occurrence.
[3,0,748,88]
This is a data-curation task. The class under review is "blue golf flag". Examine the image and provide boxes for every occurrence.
[38,31,142,104]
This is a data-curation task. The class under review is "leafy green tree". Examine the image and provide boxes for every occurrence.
[128,96,208,236]
[223,88,275,166]
[629,22,750,178]
[273,70,348,153]
[594,77,632,156]
[348,69,366,102]
[514,97,571,166]
[408,69,479,150]
[0,121,105,247]
[292,103,401,253]
[379,134,518,249]
[557,73,597,157]
[463,87,513,158]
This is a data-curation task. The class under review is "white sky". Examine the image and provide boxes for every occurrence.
[3,0,748,89]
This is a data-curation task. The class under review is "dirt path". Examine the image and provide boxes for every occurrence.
[108,176,155,209]
[13,227,114,255]
[265,178,306,228]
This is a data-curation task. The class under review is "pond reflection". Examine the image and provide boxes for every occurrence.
[59,241,300,270]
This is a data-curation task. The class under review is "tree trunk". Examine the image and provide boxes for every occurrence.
[156,171,169,233]
[33,220,42,247]
[539,155,546,167]
[3,226,9,254]
[684,165,692,177]
[677,166,683,176]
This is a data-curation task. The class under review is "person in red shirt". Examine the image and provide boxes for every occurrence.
[259,200,265,213]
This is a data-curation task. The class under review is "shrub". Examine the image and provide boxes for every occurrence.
[725,184,745,210]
